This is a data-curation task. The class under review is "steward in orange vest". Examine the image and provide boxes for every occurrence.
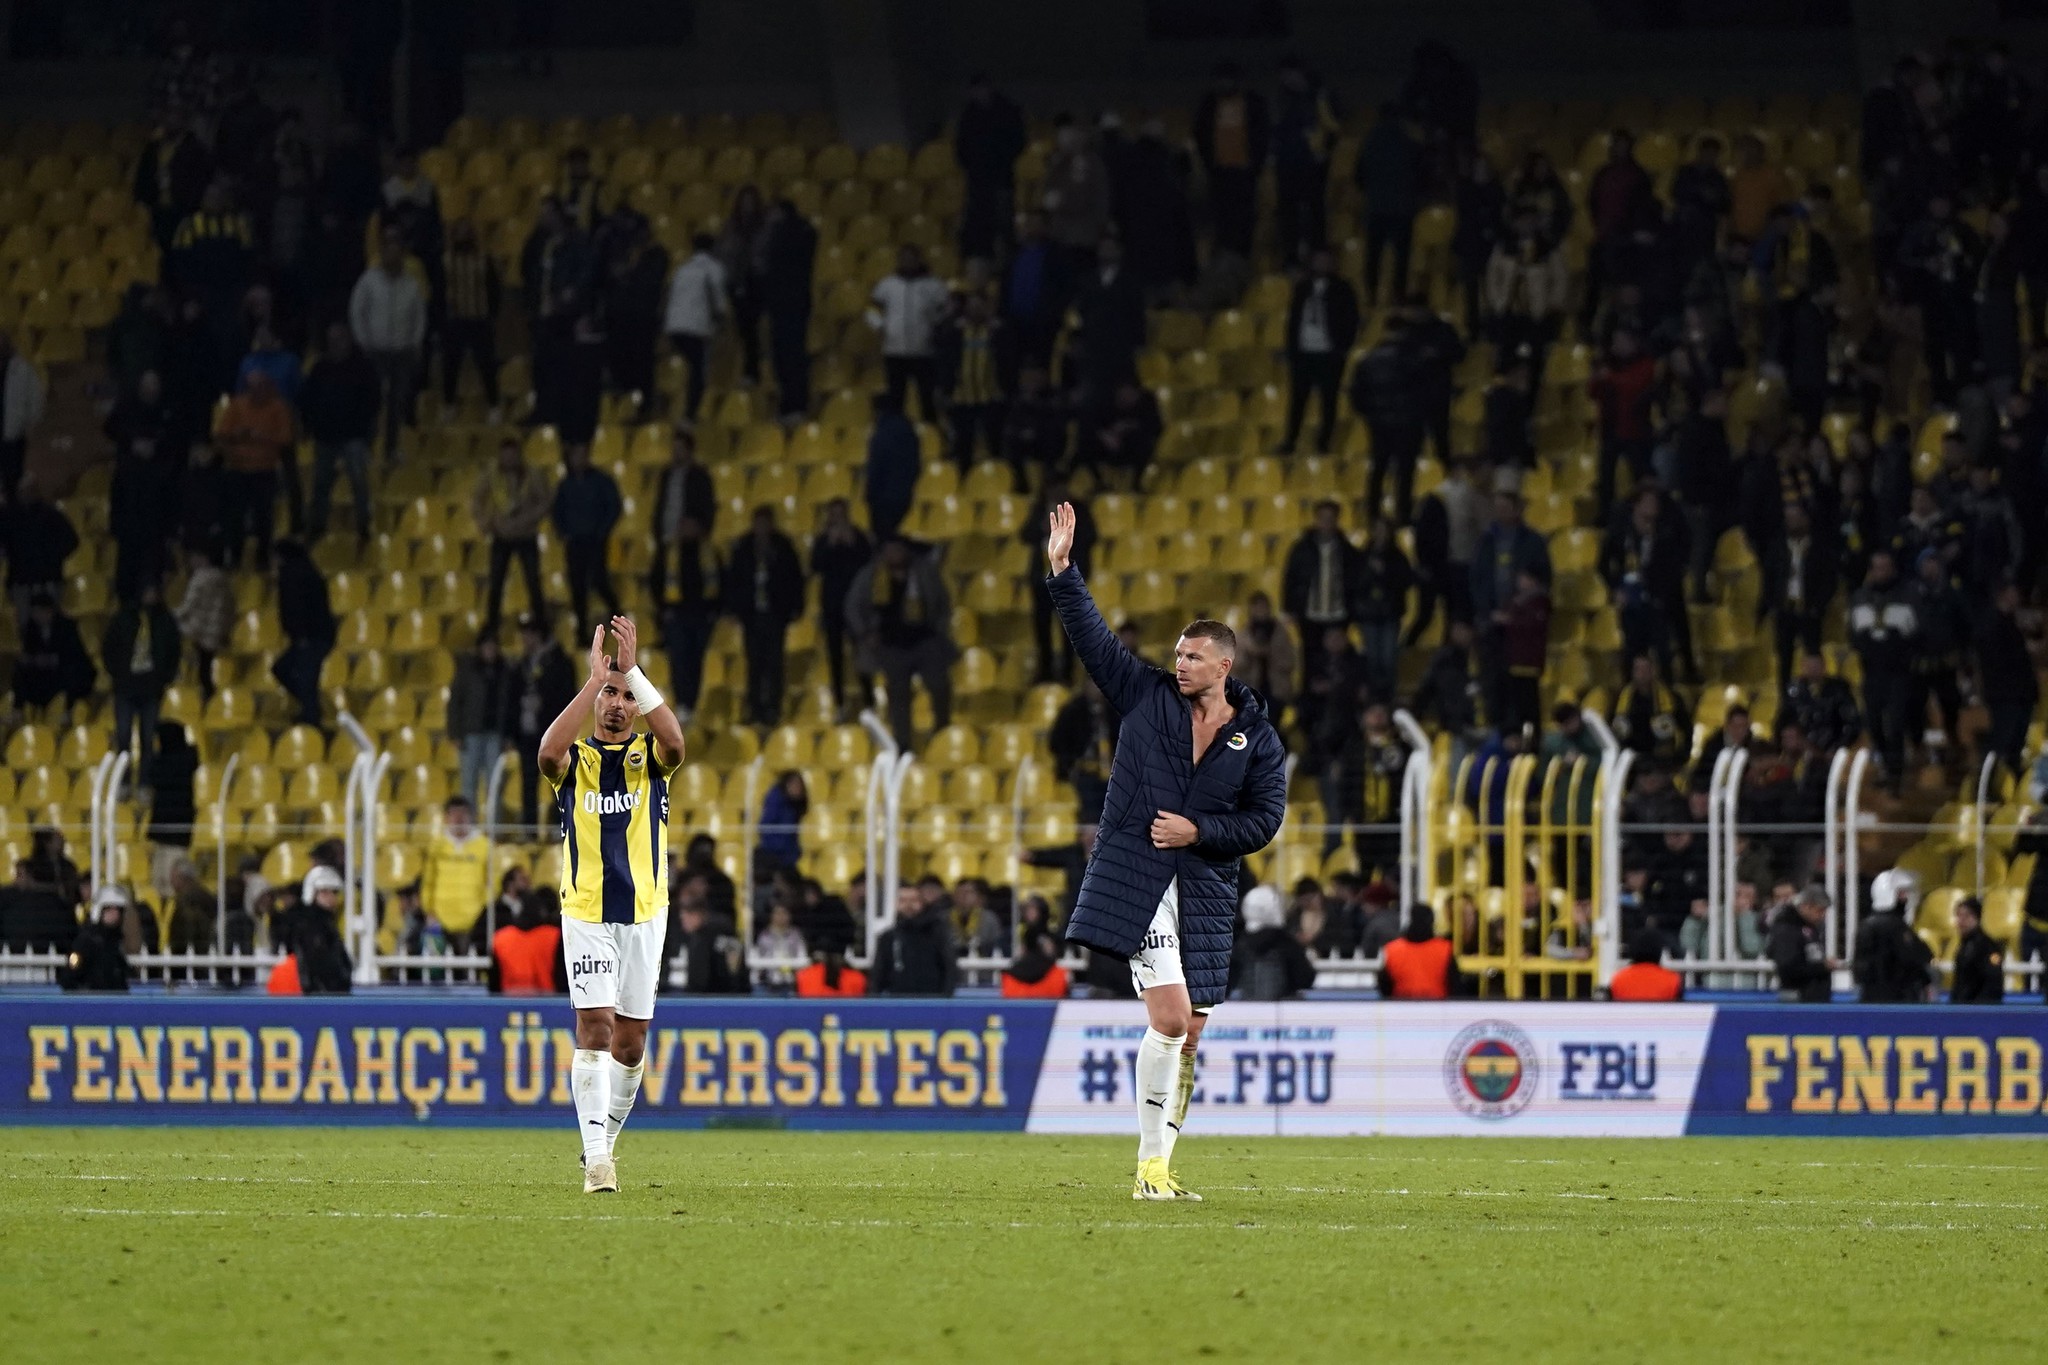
[1001,932,1071,999]
[1607,929,1684,1001]
[795,951,869,997]
[1380,904,1461,1000]
[491,907,564,994]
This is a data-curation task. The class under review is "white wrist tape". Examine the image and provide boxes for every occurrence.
[623,665,665,713]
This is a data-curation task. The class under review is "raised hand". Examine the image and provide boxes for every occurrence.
[588,623,611,680]
[609,615,639,673]
[1047,501,1076,576]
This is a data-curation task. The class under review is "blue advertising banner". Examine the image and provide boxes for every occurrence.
[0,997,1056,1129]
[1686,1005,2048,1136]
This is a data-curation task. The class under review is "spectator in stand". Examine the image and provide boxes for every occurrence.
[1237,592,1297,720]
[1758,500,1833,688]
[1403,295,1466,465]
[1727,133,1789,244]
[810,498,873,717]
[1194,61,1269,260]
[1278,247,1360,455]
[1049,676,1118,822]
[552,146,603,231]
[170,180,256,346]
[1002,211,1067,370]
[1354,102,1420,305]
[1668,137,1730,281]
[1780,650,1861,756]
[1230,884,1317,1000]
[1978,580,2037,775]
[300,321,381,547]
[763,197,818,421]
[1588,327,1662,515]
[149,724,201,897]
[1849,548,1919,790]
[1001,362,1070,486]
[1330,700,1408,874]
[1409,455,1485,642]
[726,506,806,728]
[951,877,1006,958]
[448,636,507,810]
[1581,131,1659,335]
[955,73,1028,259]
[212,370,293,570]
[1909,548,1968,767]
[1470,475,1550,719]
[1272,56,1340,263]
[1949,896,2006,1005]
[1452,151,1506,335]
[869,244,949,420]
[937,291,1011,473]
[505,614,577,831]
[753,902,808,991]
[649,506,720,725]
[271,539,334,726]
[0,330,43,500]
[717,187,770,387]
[755,771,808,882]
[864,391,921,541]
[1283,500,1362,690]
[1498,568,1551,739]
[1601,485,1694,682]
[101,579,181,789]
[1042,116,1112,279]
[171,541,231,701]
[1354,518,1412,701]
[438,217,501,411]
[1897,195,1982,405]
[550,443,623,634]
[1410,618,1485,761]
[12,591,94,716]
[1690,706,1754,791]
[869,884,957,997]
[1350,312,1425,521]
[1485,209,1569,384]
[663,232,728,427]
[673,877,749,995]
[472,437,552,634]
[1611,654,1691,765]
[135,112,211,251]
[846,537,956,752]
[107,373,179,601]
[1482,359,1534,464]
[1074,381,1162,488]
[1071,235,1147,397]
[348,224,428,459]
[421,796,489,952]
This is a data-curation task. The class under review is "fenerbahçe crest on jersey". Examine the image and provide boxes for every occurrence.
[549,734,679,925]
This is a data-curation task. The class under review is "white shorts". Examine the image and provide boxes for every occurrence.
[562,916,664,1020]
[1128,878,1213,1014]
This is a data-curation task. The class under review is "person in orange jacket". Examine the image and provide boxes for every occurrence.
[1001,930,1071,999]
[794,947,868,998]
[1607,928,1684,1001]
[1380,903,1463,999]
[491,893,565,994]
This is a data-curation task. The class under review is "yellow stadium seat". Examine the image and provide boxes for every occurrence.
[924,724,981,769]
[5,724,54,768]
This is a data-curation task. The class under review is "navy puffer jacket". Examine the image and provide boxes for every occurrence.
[1049,567,1289,1007]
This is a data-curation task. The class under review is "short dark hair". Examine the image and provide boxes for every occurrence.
[1179,619,1236,655]
[445,795,474,813]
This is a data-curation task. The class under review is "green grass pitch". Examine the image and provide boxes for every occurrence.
[3,1129,2044,1363]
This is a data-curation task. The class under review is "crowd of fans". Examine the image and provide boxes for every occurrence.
[3,38,2048,1002]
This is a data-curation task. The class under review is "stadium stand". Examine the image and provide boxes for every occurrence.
[0,35,2044,1000]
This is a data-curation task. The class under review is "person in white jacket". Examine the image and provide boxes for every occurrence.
[348,226,427,459]
[867,245,949,420]
[0,329,46,496]
[664,232,728,425]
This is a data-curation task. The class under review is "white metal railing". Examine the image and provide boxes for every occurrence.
[859,709,896,946]
[1391,708,1432,913]
[482,747,516,936]
[1974,751,1997,895]
[213,750,241,946]
[337,712,390,985]
[738,753,766,939]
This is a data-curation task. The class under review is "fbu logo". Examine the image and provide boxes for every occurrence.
[1558,1043,1657,1101]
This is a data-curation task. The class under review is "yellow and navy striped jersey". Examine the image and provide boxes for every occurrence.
[550,733,680,924]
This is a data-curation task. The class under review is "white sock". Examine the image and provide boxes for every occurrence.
[572,1049,610,1162]
[605,1056,644,1154]
[1161,1047,1196,1168]
[1135,1027,1185,1162]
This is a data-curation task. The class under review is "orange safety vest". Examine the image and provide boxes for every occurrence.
[494,924,561,993]
[1608,962,1684,1001]
[1000,965,1070,999]
[795,962,868,997]
[267,955,302,995]
[1383,936,1453,999]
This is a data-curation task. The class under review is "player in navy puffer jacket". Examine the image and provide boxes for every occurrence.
[1045,503,1287,1199]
